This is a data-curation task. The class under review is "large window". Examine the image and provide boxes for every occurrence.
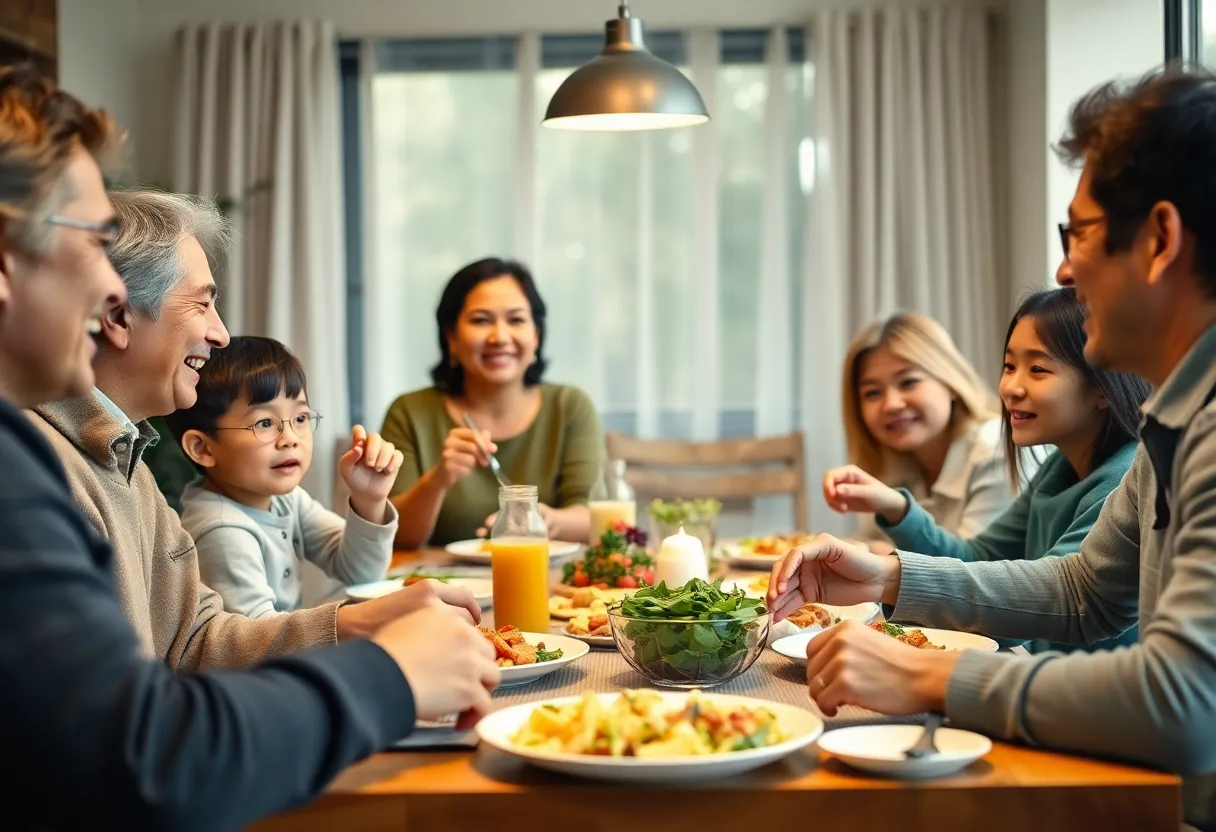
[346,31,809,443]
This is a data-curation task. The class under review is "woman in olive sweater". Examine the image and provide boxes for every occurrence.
[821,288,1151,652]
[382,258,603,548]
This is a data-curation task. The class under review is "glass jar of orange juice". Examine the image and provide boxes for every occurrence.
[489,485,550,632]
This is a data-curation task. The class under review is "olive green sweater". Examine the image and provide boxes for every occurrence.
[381,383,603,545]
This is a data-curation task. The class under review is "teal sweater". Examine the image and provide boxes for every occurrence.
[879,442,1139,653]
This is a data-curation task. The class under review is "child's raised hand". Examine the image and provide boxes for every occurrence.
[340,425,404,522]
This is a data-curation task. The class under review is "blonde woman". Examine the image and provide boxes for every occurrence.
[827,312,1024,546]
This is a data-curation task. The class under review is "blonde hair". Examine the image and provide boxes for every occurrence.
[842,312,999,481]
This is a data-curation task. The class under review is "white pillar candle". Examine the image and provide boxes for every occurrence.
[655,526,710,587]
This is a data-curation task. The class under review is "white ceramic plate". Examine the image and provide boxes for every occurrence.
[492,632,589,688]
[446,539,582,565]
[560,630,617,649]
[817,724,992,778]
[719,535,812,570]
[346,576,494,608]
[771,625,998,665]
[476,691,823,782]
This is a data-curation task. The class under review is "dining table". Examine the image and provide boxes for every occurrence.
[249,547,1182,832]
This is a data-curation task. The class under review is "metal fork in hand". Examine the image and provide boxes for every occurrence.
[904,712,943,759]
[462,413,511,488]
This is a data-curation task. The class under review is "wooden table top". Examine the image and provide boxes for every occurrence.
[250,549,1182,831]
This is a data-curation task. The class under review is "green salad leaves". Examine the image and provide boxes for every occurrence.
[615,578,768,683]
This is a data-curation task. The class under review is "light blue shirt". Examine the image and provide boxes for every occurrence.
[92,387,138,443]
[178,480,397,618]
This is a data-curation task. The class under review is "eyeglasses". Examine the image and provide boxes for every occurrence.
[45,214,121,243]
[215,412,323,445]
[1057,215,1107,262]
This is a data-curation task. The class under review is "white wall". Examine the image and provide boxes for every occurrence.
[58,0,142,176]
[1000,0,1163,310]
[1043,0,1163,279]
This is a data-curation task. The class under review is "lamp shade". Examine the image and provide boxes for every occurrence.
[542,8,709,131]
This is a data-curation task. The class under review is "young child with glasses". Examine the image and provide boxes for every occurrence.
[165,336,403,618]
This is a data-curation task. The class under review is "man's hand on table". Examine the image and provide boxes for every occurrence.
[804,620,959,715]
[372,603,500,729]
[337,578,481,639]
[765,533,902,617]
[766,534,957,715]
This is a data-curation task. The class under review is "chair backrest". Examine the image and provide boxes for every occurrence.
[605,431,809,530]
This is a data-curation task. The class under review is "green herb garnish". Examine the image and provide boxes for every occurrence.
[535,647,564,663]
[879,622,906,638]
[616,578,766,683]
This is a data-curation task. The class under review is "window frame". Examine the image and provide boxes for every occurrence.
[340,29,806,430]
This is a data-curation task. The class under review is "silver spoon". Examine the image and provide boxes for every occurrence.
[462,413,511,488]
[904,712,943,759]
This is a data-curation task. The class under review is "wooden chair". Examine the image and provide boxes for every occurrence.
[604,431,809,530]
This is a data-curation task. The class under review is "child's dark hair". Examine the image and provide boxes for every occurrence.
[1002,288,1150,484]
[164,336,308,470]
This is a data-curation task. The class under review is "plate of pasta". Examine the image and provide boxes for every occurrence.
[476,689,823,782]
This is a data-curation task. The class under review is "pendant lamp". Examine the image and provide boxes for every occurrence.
[542,2,710,131]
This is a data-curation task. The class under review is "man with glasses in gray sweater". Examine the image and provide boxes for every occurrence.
[768,65,1216,831]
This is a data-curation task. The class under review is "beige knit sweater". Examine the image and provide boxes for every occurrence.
[28,395,339,670]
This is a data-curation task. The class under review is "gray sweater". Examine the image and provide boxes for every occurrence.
[180,482,396,618]
[892,322,1216,831]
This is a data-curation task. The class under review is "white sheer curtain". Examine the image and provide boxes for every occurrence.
[173,20,348,506]
[801,6,998,536]
[358,12,998,537]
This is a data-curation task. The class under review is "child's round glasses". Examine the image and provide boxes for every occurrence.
[215,412,322,444]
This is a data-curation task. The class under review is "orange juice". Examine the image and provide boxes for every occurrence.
[490,537,550,632]
[588,499,637,542]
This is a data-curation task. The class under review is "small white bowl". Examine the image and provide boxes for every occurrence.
[816,724,992,778]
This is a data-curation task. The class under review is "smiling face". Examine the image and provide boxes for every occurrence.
[447,275,540,391]
[1056,166,1163,375]
[186,390,316,504]
[118,235,230,419]
[0,150,127,406]
[1000,316,1104,450]
[856,346,956,454]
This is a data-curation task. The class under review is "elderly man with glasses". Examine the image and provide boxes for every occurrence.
[28,188,485,668]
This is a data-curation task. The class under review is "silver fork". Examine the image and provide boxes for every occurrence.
[904,712,943,759]
[462,413,511,488]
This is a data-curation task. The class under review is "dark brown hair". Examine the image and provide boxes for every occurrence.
[430,257,548,395]
[1055,63,1216,293]
[1002,288,1150,484]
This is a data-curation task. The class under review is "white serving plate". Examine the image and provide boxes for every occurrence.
[346,576,494,608]
[816,724,991,778]
[476,691,823,782]
[492,632,589,688]
[719,536,811,570]
[771,626,998,665]
[446,539,582,565]
[559,630,617,649]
